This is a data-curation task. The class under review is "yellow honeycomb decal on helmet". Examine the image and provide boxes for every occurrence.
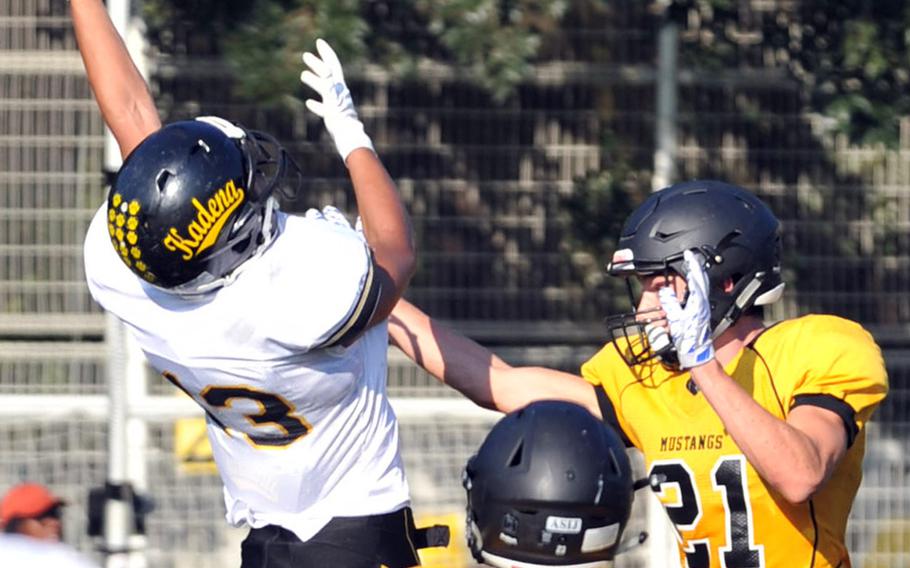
[109,192,157,282]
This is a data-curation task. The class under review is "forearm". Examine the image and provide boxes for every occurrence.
[390,300,504,409]
[71,0,160,157]
[347,149,416,321]
[389,300,600,415]
[691,360,838,503]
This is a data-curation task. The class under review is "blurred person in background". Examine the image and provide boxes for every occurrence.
[68,0,454,566]
[0,483,98,566]
[0,533,99,567]
[0,482,66,541]
[390,180,888,568]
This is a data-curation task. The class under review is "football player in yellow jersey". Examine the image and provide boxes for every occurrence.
[389,180,888,568]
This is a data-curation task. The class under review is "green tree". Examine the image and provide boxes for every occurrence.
[142,0,568,105]
[676,0,910,147]
[144,0,910,143]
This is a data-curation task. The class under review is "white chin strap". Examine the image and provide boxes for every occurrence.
[711,277,786,339]
[754,282,785,306]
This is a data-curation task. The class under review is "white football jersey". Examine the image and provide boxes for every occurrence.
[84,205,410,542]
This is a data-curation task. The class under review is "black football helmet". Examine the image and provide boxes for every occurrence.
[106,116,302,295]
[463,400,633,568]
[605,179,784,367]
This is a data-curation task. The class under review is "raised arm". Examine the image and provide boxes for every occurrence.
[389,299,600,416]
[71,0,161,158]
[345,151,415,325]
[300,40,414,326]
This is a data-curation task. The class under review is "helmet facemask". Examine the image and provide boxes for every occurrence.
[604,248,694,368]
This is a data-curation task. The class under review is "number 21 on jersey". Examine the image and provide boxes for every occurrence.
[649,455,765,568]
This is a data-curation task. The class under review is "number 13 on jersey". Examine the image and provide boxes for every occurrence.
[163,371,312,448]
[649,455,765,568]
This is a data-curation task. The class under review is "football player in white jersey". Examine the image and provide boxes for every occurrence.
[71,1,445,566]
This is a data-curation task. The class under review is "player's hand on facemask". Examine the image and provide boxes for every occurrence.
[658,249,715,369]
[300,39,374,162]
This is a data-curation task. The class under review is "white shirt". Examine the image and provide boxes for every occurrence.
[0,535,99,568]
[84,206,410,542]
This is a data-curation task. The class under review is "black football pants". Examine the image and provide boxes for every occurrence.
[240,506,422,568]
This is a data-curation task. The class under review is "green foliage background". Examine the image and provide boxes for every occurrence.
[142,0,569,104]
[142,0,910,146]
[676,0,910,147]
[138,0,909,322]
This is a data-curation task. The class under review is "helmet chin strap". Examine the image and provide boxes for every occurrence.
[258,196,279,250]
[202,196,281,293]
[154,197,281,297]
[710,273,769,339]
[212,196,281,292]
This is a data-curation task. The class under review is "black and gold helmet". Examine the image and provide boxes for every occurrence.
[107,117,301,294]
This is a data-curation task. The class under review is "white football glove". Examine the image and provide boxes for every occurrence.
[300,39,374,162]
[658,250,715,369]
[304,205,351,228]
[304,205,366,242]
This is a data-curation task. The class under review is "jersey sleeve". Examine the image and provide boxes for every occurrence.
[318,250,381,348]
[581,343,639,449]
[83,205,112,303]
[786,316,889,448]
[268,215,381,351]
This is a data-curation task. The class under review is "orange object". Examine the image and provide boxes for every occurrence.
[0,483,65,525]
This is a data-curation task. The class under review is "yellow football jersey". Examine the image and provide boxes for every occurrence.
[582,314,888,568]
